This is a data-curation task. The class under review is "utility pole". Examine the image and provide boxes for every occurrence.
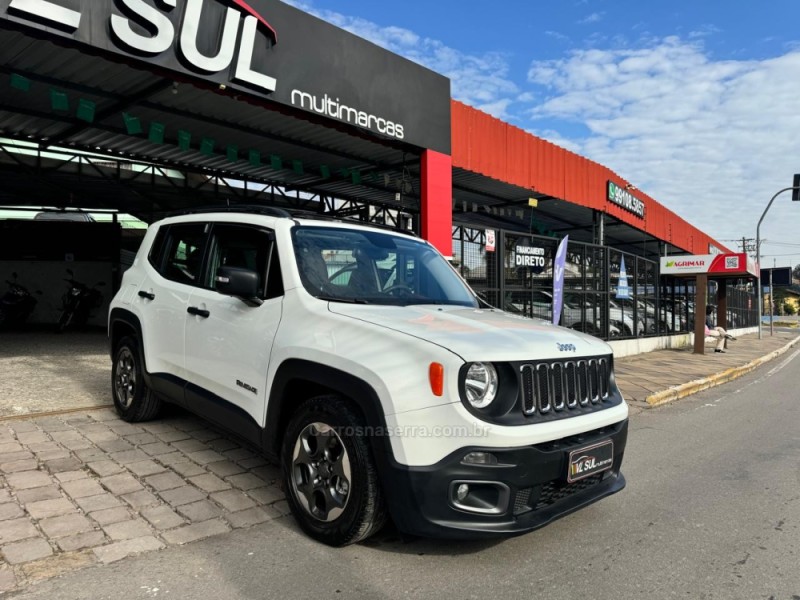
[757,182,800,339]
[737,237,757,257]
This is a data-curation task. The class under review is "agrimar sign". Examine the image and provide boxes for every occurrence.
[0,0,451,152]
[660,253,758,277]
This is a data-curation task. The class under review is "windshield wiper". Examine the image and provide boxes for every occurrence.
[316,295,369,304]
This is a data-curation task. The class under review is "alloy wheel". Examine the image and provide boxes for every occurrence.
[290,422,352,522]
[114,347,137,408]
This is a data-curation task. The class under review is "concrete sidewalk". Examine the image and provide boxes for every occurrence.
[614,330,800,408]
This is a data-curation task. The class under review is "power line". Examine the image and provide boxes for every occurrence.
[762,241,800,248]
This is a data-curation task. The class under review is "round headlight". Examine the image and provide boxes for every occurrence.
[464,362,498,409]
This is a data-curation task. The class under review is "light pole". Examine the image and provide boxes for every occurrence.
[757,184,800,339]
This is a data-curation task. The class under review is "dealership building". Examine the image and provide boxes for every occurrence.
[0,0,757,344]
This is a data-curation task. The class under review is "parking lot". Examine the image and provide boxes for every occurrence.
[0,331,111,419]
[0,332,289,591]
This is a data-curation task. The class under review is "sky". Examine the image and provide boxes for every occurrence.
[288,0,800,267]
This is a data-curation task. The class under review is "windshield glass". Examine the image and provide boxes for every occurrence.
[292,226,478,307]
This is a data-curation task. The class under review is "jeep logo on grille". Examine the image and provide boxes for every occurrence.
[557,343,577,353]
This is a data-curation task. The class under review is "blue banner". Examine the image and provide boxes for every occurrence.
[553,235,569,325]
[616,255,631,299]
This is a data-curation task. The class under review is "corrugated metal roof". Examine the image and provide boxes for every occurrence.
[0,27,419,215]
[0,25,723,258]
[451,100,731,255]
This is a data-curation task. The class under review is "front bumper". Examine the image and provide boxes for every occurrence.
[378,419,628,539]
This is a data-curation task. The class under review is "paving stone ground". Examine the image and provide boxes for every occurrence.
[0,407,289,593]
[2,329,797,593]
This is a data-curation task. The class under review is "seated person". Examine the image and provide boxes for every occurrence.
[705,305,736,353]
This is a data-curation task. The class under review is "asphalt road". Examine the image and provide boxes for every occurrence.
[9,348,800,600]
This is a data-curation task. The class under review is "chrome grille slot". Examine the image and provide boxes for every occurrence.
[536,363,551,414]
[520,356,613,418]
[521,365,535,414]
[565,361,577,408]
[576,360,589,406]
[599,358,610,399]
[551,362,565,411]
[588,359,600,403]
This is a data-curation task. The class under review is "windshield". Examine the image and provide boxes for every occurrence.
[292,226,478,307]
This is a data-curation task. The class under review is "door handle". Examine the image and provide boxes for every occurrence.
[138,291,155,301]
[187,306,210,318]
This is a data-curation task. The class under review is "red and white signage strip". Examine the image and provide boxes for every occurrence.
[660,253,758,277]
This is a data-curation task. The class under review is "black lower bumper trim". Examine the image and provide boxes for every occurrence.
[378,419,628,539]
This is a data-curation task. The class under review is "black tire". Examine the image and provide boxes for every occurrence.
[112,336,162,422]
[282,395,386,546]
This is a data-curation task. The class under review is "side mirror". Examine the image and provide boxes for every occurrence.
[216,266,262,307]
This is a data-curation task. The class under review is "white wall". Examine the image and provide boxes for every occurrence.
[608,326,758,358]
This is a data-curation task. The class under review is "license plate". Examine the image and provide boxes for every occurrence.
[567,440,614,483]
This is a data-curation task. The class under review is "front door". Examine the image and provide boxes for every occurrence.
[184,223,283,436]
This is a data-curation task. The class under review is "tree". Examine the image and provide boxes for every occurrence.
[784,302,797,316]
[793,264,800,282]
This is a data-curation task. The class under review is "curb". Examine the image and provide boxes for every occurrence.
[0,404,114,422]
[645,335,800,408]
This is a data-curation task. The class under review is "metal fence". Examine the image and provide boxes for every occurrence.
[452,224,757,340]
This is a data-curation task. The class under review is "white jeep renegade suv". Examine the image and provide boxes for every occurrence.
[108,208,628,546]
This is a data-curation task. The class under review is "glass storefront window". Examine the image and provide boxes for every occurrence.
[452,224,755,340]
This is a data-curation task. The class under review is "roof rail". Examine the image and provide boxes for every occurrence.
[167,204,293,219]
[163,204,418,236]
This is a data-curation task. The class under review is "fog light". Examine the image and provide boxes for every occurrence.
[456,483,470,501]
[462,451,498,466]
[449,480,511,515]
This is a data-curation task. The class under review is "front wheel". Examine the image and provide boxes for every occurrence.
[282,396,386,546]
[112,336,162,422]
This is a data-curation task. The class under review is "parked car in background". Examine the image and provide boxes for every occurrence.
[33,209,95,222]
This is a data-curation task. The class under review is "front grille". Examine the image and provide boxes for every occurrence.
[535,473,604,510]
[513,488,533,515]
[521,357,611,417]
[513,473,605,515]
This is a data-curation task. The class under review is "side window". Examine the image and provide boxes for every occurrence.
[160,223,208,286]
[147,227,168,271]
[205,224,281,299]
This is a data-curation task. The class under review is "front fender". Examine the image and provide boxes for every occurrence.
[263,359,390,462]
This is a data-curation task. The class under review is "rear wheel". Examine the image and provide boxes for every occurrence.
[112,336,162,422]
[56,310,72,333]
[282,395,386,546]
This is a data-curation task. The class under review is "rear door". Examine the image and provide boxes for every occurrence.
[184,222,283,432]
[137,222,208,383]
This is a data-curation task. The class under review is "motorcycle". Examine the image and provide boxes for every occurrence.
[56,269,106,332]
[0,273,41,329]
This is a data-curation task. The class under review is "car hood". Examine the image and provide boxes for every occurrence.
[327,304,612,362]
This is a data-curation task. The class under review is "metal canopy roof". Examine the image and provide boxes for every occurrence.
[450,168,681,260]
[1,26,686,260]
[0,28,423,221]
